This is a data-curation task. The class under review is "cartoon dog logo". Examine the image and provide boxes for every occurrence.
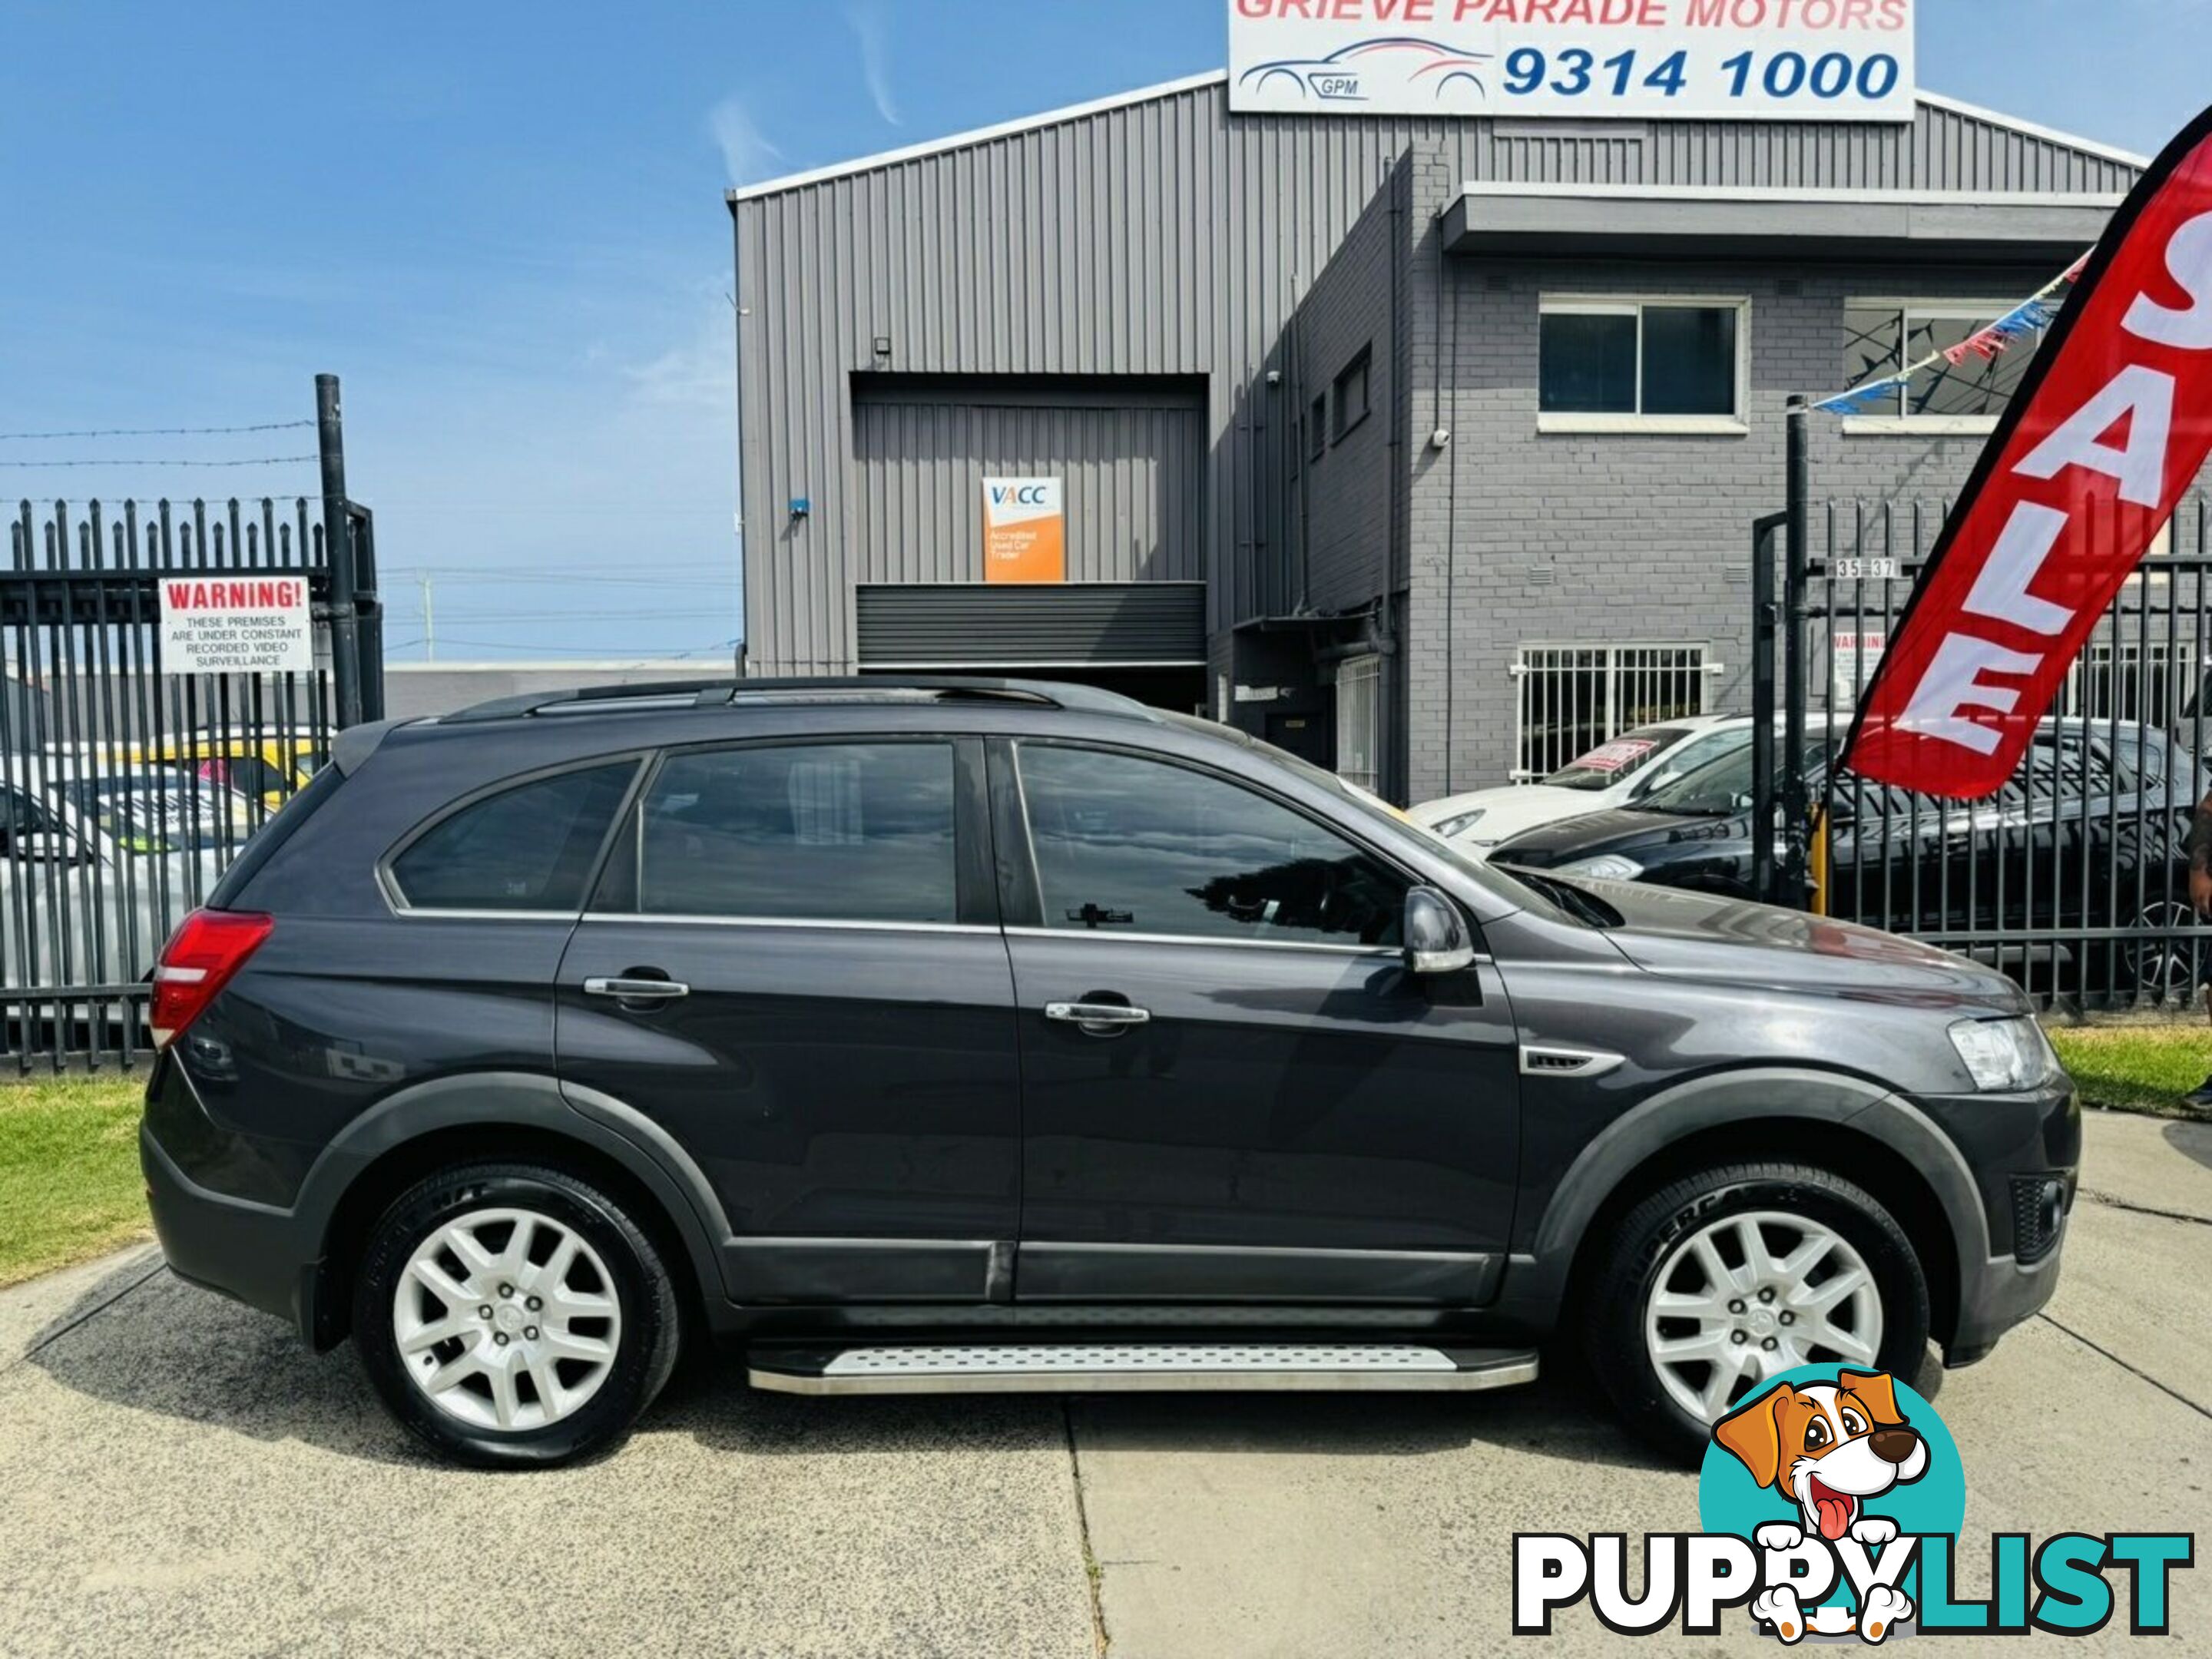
[1714,1369,1928,1643]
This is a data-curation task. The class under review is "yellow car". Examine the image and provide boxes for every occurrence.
[132,728,326,813]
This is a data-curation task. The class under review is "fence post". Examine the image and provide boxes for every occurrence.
[316,373,364,729]
[1781,396,1811,907]
[1750,510,1787,906]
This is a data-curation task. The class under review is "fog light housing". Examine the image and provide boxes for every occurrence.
[2010,1174,2070,1263]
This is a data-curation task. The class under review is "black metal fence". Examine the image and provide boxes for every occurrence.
[1,496,330,1069]
[1808,495,2211,1011]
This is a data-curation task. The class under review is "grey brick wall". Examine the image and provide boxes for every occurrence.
[1401,222,2098,803]
[1291,167,1406,618]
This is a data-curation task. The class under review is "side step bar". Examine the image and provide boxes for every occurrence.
[747,1341,1539,1396]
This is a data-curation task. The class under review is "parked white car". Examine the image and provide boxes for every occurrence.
[1412,716,1757,853]
[0,760,258,1009]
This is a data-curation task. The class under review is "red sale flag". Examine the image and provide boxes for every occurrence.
[1843,102,2212,799]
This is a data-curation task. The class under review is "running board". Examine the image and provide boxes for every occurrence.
[746,1341,1539,1396]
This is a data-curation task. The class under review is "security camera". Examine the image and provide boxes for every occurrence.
[1429,428,1452,449]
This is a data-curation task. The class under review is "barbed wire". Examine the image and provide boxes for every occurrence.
[0,455,318,469]
[0,420,315,442]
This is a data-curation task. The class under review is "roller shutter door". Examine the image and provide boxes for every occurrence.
[854,583,1204,669]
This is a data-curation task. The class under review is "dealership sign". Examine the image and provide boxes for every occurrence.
[982,477,1065,584]
[158,576,316,675]
[1228,0,1914,121]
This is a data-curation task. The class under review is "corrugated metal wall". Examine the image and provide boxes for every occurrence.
[733,78,2138,675]
[849,379,1204,586]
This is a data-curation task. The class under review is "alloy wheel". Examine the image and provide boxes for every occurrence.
[392,1206,624,1432]
[1643,1210,1883,1423]
[2124,899,2204,1005]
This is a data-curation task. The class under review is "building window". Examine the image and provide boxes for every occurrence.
[1538,299,1746,433]
[1331,347,1371,442]
[1336,653,1382,792]
[1512,644,1710,781]
[1308,393,1328,461]
[1841,300,2064,432]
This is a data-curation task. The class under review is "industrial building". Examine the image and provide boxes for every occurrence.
[727,69,2139,803]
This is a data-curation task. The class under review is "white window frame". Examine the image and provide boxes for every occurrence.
[1335,654,1383,793]
[1839,298,2046,436]
[1537,295,1750,436]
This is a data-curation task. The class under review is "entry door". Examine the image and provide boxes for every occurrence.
[995,740,1522,1303]
[555,737,1020,1303]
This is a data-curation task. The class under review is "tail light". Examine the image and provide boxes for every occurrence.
[151,909,273,1048]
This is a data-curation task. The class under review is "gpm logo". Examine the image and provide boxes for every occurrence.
[1512,1366,2194,1643]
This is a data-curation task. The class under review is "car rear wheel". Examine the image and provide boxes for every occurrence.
[353,1162,681,1468]
[1582,1162,1930,1463]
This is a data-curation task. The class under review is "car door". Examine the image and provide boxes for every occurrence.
[995,737,1521,1304]
[555,734,1022,1304]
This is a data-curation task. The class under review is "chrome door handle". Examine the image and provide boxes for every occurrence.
[1045,1001,1151,1035]
[584,976,690,1001]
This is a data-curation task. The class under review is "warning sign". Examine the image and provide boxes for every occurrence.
[982,477,1065,584]
[158,577,316,675]
[1832,630,1887,707]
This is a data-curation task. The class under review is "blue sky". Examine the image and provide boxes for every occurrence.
[1,1,2203,663]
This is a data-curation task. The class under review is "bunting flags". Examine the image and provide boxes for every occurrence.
[1813,253,2093,417]
[1841,101,2212,799]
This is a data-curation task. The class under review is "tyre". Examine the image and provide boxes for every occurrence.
[1582,1162,1930,1464]
[353,1161,682,1468]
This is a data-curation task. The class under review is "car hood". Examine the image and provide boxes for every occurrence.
[1488,806,1735,868]
[1566,875,2025,1008]
[1442,787,1637,845]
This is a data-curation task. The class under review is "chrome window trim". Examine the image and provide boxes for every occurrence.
[1002,924,1407,959]
[578,912,994,935]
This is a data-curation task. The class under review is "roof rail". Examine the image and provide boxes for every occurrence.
[439,674,1149,724]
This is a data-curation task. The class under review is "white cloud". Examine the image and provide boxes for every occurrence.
[708,95,783,186]
[845,1,901,127]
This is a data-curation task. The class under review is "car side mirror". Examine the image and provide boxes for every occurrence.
[1402,886,1475,975]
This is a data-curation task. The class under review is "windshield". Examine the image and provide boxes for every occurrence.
[1638,733,1832,816]
[64,775,245,852]
[1538,725,1697,792]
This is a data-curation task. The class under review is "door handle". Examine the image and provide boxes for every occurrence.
[1045,1000,1151,1036]
[584,975,690,1002]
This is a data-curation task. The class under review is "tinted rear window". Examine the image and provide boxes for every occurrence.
[390,762,635,912]
[625,740,958,923]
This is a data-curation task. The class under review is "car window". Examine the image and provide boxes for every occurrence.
[1640,733,1830,815]
[1541,724,1700,793]
[628,741,957,924]
[391,761,636,912]
[1016,743,1406,946]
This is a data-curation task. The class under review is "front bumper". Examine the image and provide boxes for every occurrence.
[1912,1074,2081,1365]
[141,1122,323,1341]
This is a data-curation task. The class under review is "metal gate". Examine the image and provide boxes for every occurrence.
[1806,495,2210,1010]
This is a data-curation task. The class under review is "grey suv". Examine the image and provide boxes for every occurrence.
[140,678,2078,1467]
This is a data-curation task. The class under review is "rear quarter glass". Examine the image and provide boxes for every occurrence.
[204,763,346,909]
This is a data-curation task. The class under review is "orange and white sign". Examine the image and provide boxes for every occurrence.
[982,477,1065,584]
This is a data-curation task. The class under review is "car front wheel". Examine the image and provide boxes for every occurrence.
[1582,1161,1930,1462]
[353,1161,681,1468]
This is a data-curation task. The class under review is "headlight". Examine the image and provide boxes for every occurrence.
[1948,1017,2058,1091]
[1431,809,1486,839]
[1558,853,1644,881]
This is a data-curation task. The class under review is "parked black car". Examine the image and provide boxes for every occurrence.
[1489,720,2199,999]
[142,678,2077,1466]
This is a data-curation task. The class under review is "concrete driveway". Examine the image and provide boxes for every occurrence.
[1,1110,2204,1657]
